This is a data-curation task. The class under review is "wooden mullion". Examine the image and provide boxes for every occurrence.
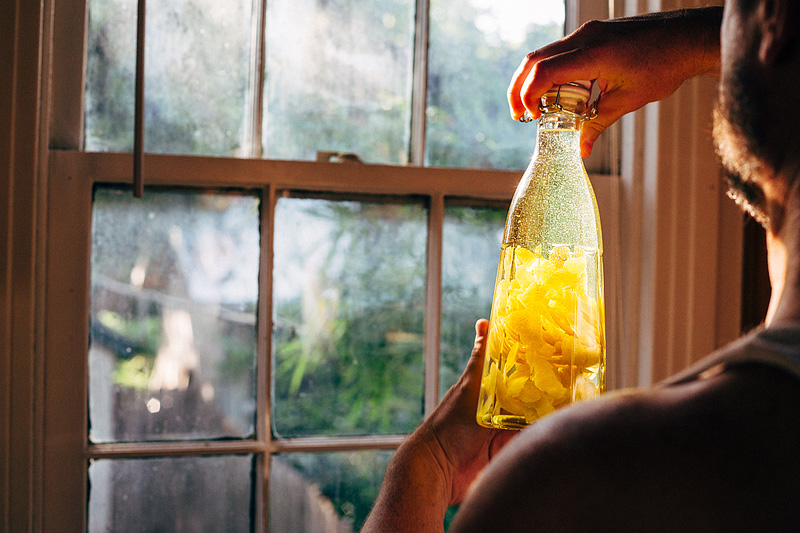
[423,194,443,415]
[409,0,430,165]
[86,434,407,459]
[269,435,406,454]
[50,151,521,201]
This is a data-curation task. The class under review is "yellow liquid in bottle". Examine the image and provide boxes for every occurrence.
[476,244,605,429]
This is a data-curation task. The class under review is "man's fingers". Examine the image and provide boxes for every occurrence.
[507,30,591,120]
[508,54,536,120]
[579,93,637,157]
[520,49,601,118]
[460,319,488,382]
[470,319,489,361]
[580,120,609,158]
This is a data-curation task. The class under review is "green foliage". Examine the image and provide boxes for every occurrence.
[112,354,155,389]
[96,309,162,355]
[273,199,426,438]
[275,451,394,532]
[96,310,159,390]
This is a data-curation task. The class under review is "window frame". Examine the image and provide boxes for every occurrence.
[41,0,624,530]
[44,150,620,530]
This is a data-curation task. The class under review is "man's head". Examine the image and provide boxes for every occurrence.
[714,0,800,232]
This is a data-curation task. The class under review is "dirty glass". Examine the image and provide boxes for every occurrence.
[426,0,564,169]
[439,203,506,399]
[263,0,415,163]
[84,0,253,155]
[88,455,253,532]
[84,0,568,169]
[270,451,393,533]
[89,187,260,442]
[272,195,427,437]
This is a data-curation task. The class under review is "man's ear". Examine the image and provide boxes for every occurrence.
[758,0,796,64]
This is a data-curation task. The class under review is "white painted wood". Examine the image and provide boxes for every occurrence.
[409,0,430,166]
[424,193,444,415]
[48,0,86,150]
[618,0,736,388]
[44,152,93,531]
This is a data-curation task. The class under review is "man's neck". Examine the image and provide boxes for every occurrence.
[766,179,800,326]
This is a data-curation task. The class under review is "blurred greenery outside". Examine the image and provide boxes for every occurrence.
[272,198,428,438]
[86,0,563,529]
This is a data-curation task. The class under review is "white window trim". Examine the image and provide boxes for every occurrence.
[612,0,737,388]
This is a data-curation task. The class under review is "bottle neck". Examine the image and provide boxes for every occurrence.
[534,112,583,159]
[538,111,582,132]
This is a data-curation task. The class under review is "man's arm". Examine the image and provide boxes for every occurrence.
[361,320,515,533]
[508,7,723,157]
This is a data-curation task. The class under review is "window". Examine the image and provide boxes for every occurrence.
[44,0,621,531]
[83,0,566,169]
[272,195,428,439]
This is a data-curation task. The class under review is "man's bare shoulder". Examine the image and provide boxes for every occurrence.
[452,362,800,531]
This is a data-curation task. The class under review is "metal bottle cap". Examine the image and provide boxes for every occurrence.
[519,81,600,123]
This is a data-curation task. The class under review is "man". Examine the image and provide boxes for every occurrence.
[363,1,800,531]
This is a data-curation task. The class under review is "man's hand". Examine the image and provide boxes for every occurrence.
[362,320,515,532]
[508,7,722,157]
[423,319,516,504]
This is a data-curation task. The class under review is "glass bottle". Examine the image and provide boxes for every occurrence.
[476,81,606,430]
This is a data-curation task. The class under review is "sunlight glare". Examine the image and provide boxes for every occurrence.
[471,0,565,46]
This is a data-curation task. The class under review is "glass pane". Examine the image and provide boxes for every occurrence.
[85,0,254,156]
[272,196,427,437]
[90,188,260,442]
[270,451,393,533]
[440,204,506,399]
[88,455,253,532]
[264,0,414,164]
[426,0,565,169]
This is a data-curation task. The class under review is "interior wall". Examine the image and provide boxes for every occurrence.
[614,0,739,388]
[0,1,13,527]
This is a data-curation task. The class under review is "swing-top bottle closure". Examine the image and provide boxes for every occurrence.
[519,80,600,123]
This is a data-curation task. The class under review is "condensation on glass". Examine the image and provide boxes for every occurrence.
[269,451,393,533]
[88,454,253,532]
[263,0,415,163]
[439,202,506,399]
[426,0,565,170]
[89,187,260,442]
[84,0,254,155]
[82,0,567,170]
[272,195,427,438]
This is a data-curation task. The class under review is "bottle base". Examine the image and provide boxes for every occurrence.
[476,413,530,431]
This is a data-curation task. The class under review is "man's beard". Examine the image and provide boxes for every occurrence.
[713,58,772,229]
